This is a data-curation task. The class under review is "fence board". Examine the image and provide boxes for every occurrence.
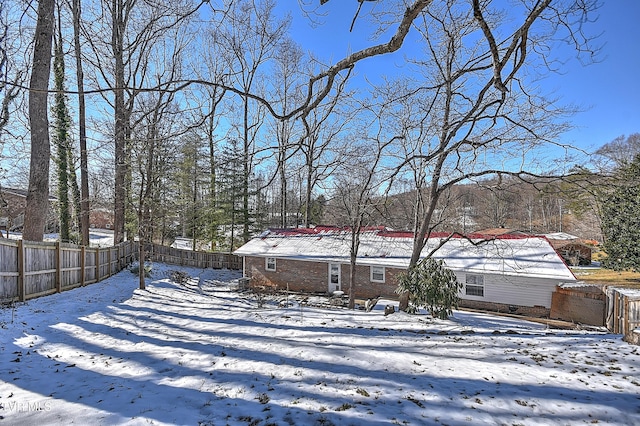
[23,242,56,300]
[0,240,19,301]
[1,239,240,304]
[98,248,110,281]
[60,244,82,290]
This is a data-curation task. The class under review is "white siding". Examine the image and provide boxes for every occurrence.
[455,271,559,308]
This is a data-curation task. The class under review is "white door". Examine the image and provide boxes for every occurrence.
[328,263,341,292]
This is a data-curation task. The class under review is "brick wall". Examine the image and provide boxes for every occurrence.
[459,299,550,318]
[243,255,555,318]
[244,256,400,298]
[550,285,605,326]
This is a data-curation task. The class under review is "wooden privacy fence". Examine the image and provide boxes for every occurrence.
[0,239,242,304]
[149,243,242,270]
[550,284,606,326]
[0,239,137,303]
[606,287,640,345]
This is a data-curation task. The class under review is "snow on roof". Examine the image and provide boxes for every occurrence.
[544,232,580,240]
[610,287,640,299]
[234,227,576,280]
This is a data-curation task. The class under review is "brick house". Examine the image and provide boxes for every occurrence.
[89,207,114,230]
[234,227,578,316]
[545,233,593,266]
[0,187,58,232]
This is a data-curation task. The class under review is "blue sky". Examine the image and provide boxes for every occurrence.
[277,1,639,155]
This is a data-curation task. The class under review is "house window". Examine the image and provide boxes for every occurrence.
[265,257,276,272]
[465,274,484,297]
[370,266,385,283]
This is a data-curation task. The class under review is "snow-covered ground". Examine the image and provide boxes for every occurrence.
[1,264,639,425]
[3,228,115,247]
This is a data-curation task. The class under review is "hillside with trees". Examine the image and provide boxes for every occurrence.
[0,0,616,255]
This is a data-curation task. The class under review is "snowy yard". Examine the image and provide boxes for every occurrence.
[1,264,639,425]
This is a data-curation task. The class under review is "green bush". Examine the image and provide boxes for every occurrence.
[396,258,462,320]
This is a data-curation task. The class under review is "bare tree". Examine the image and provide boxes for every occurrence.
[373,1,599,310]
[216,0,290,242]
[197,44,228,248]
[129,25,193,286]
[23,0,55,241]
[299,88,351,227]
[595,133,640,170]
[271,38,304,228]
[0,1,26,140]
[330,106,400,308]
[81,0,205,244]
[70,0,90,245]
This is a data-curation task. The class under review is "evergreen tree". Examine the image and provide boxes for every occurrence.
[601,155,640,271]
[52,30,72,242]
[395,258,462,320]
[217,139,246,251]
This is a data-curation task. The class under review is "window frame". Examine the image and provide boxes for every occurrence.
[329,263,341,292]
[370,265,386,283]
[465,274,485,297]
[265,257,276,272]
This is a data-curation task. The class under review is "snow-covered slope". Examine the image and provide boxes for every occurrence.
[1,264,638,425]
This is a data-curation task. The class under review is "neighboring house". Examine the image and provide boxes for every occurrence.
[474,228,529,237]
[90,207,114,230]
[544,232,593,266]
[234,226,577,316]
[0,187,57,232]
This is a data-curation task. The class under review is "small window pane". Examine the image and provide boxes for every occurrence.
[371,266,385,282]
[266,257,276,271]
[465,285,484,297]
[465,274,484,297]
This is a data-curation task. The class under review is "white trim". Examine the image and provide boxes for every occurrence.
[370,265,385,283]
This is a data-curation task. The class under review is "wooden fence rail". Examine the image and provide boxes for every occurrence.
[148,243,242,270]
[0,239,241,304]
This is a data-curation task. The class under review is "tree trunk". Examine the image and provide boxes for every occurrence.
[279,140,287,227]
[112,0,126,244]
[23,0,55,242]
[348,228,360,310]
[72,0,90,246]
[242,94,251,243]
[304,148,314,227]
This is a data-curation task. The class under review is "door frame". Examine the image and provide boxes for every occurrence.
[328,263,341,293]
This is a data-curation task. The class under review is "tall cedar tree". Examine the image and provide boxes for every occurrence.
[53,32,71,242]
[601,155,640,272]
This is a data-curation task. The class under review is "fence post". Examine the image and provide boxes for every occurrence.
[17,240,25,302]
[624,296,630,335]
[107,247,112,277]
[55,241,62,293]
[80,245,86,286]
[95,248,100,282]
